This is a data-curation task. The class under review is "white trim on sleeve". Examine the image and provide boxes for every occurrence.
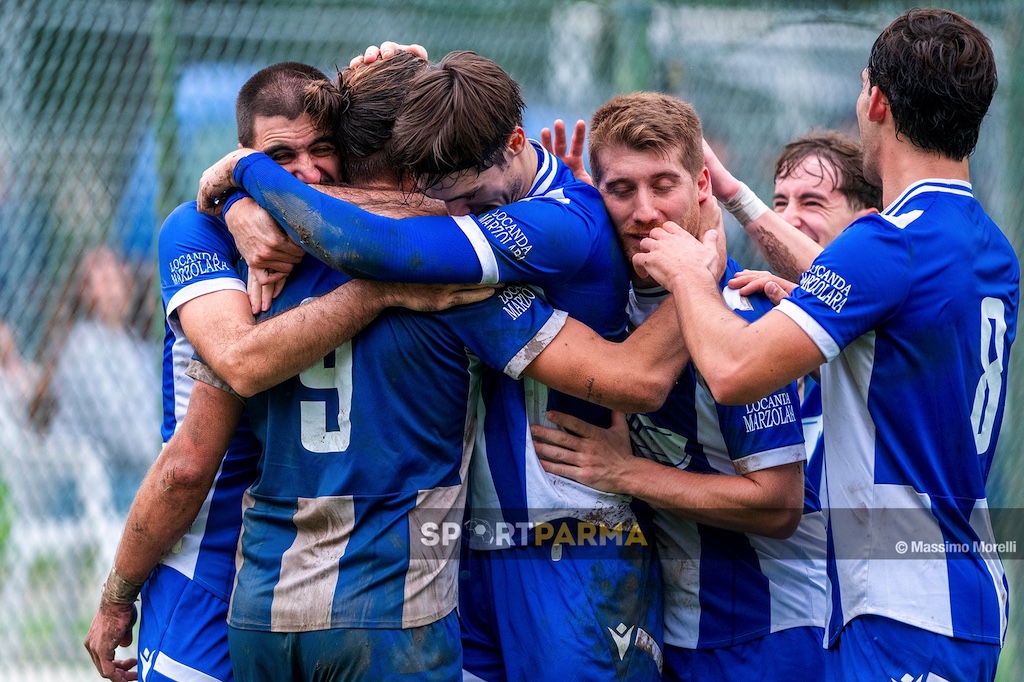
[776,299,841,361]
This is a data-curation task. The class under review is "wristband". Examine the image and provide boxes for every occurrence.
[721,181,769,226]
[102,567,144,606]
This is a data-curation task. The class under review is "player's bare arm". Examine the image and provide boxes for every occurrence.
[532,410,804,538]
[180,278,491,398]
[523,298,687,414]
[85,381,241,682]
[703,138,822,282]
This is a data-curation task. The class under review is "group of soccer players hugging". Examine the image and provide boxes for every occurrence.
[85,7,1017,682]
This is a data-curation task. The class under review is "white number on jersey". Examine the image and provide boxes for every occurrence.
[298,342,354,453]
[971,297,1006,454]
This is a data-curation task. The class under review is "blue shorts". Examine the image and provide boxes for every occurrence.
[227,610,461,682]
[138,564,233,682]
[825,615,1000,682]
[663,626,824,682]
[459,529,663,682]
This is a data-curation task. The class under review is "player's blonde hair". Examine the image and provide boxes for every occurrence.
[588,92,703,183]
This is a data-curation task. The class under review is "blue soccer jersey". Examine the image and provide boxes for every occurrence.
[141,201,263,681]
[157,200,262,602]
[627,258,828,652]
[229,142,633,540]
[777,179,1019,646]
[228,255,566,632]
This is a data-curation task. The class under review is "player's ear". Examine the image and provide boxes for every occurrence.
[867,86,888,123]
[507,127,528,155]
[696,166,712,203]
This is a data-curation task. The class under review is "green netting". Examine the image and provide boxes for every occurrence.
[0,1,1020,678]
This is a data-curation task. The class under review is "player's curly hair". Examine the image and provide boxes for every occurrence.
[775,130,881,212]
[867,8,996,160]
[389,51,524,192]
[587,92,703,184]
[235,62,331,148]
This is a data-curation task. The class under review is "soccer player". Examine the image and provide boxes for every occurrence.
[704,130,881,502]
[197,50,666,680]
[533,92,827,681]
[634,9,1016,681]
[83,60,479,682]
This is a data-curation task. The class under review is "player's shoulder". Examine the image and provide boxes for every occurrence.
[159,201,225,238]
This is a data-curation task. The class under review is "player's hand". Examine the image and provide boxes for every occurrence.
[349,41,428,70]
[248,268,287,315]
[224,197,304,288]
[698,188,724,242]
[540,119,593,186]
[373,282,496,312]
[532,410,633,494]
[702,138,742,203]
[634,221,719,292]
[197,149,256,215]
[727,269,797,304]
[84,601,139,681]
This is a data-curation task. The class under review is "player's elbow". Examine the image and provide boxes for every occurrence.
[153,444,217,497]
[702,361,766,406]
[620,374,674,413]
[757,506,803,539]
[208,350,263,398]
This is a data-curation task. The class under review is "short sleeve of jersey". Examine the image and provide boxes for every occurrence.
[714,381,806,475]
[233,153,599,285]
[441,284,566,379]
[777,214,912,361]
[158,201,245,320]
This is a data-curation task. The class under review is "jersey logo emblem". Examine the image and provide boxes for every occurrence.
[607,622,634,660]
[140,648,154,681]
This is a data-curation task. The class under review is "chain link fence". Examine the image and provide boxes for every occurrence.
[0,0,1020,679]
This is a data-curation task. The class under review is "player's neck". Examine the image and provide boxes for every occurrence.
[515,141,539,201]
[880,142,970,208]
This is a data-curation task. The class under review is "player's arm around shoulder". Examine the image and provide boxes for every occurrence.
[523,299,686,414]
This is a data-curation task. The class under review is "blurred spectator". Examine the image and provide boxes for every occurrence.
[48,245,160,513]
[0,321,42,430]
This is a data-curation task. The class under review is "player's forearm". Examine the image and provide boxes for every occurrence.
[235,153,483,282]
[526,316,676,414]
[210,279,394,397]
[111,385,241,584]
[621,459,803,538]
[672,273,767,405]
[615,297,688,409]
[742,211,822,282]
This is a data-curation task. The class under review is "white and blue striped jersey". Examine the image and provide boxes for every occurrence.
[627,258,828,650]
[777,179,1019,646]
[157,201,261,602]
[229,255,566,632]
[230,143,633,543]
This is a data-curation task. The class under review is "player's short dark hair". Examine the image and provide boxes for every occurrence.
[775,130,882,211]
[336,52,428,187]
[235,62,331,147]
[867,8,996,160]
[588,92,703,184]
[389,51,525,192]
